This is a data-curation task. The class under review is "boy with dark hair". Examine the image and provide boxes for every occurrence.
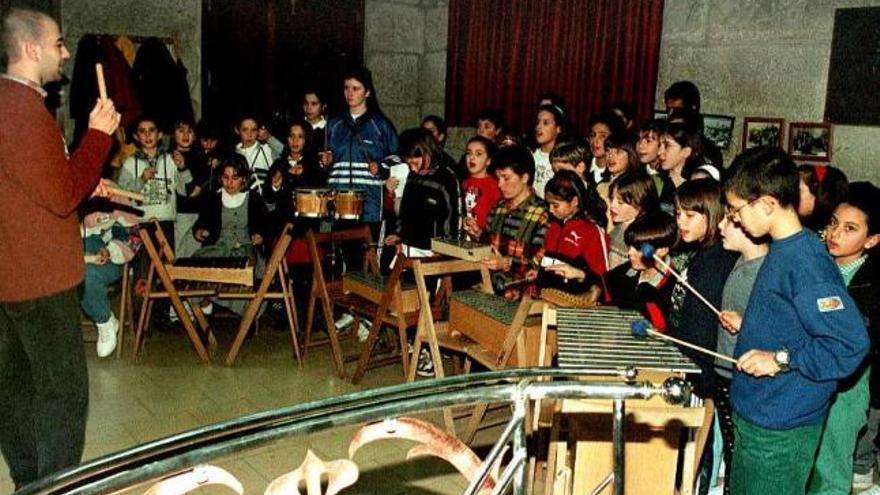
[605,211,678,331]
[720,146,869,495]
[119,115,180,234]
[664,80,701,112]
[810,182,880,494]
[475,108,504,144]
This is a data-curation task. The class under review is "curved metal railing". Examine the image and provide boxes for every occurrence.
[15,368,691,495]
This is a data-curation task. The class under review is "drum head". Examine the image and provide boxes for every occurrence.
[335,189,363,196]
[296,188,332,195]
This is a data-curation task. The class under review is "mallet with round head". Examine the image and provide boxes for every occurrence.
[639,243,722,317]
[630,319,736,364]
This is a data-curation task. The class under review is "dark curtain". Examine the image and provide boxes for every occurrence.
[446,0,665,135]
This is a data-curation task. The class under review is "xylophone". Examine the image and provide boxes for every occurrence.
[430,237,493,262]
[167,257,255,287]
[548,306,707,495]
[448,290,549,367]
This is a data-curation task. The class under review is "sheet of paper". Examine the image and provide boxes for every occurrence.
[390,163,409,198]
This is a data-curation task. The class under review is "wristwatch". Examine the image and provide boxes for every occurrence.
[773,347,791,373]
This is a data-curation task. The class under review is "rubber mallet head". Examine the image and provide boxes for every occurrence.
[639,243,657,260]
[631,319,650,339]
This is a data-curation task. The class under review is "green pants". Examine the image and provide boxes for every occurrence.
[730,412,823,495]
[806,367,870,494]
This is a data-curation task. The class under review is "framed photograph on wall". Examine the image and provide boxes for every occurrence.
[788,122,833,161]
[742,118,785,150]
[703,114,735,150]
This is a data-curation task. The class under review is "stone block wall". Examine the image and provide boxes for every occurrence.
[656,0,880,182]
[364,0,448,132]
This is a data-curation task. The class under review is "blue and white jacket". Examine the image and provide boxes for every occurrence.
[325,112,399,223]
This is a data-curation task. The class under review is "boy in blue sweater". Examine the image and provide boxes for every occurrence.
[719,147,869,495]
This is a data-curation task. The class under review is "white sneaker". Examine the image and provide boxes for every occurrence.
[357,321,371,343]
[855,470,875,490]
[416,347,435,377]
[335,313,354,330]
[860,485,880,495]
[168,302,195,322]
[96,315,119,358]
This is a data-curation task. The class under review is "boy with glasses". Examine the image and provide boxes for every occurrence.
[720,147,869,495]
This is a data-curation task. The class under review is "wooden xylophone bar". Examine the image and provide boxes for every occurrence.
[166,257,254,287]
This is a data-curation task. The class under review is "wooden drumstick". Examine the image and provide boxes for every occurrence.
[95,63,108,102]
[104,186,144,202]
[640,243,722,317]
[631,320,737,364]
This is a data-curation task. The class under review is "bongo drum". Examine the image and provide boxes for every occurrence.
[295,188,332,218]
[334,190,363,220]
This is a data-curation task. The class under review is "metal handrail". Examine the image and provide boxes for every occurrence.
[16,368,691,495]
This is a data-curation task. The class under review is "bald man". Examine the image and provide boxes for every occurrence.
[0,8,119,488]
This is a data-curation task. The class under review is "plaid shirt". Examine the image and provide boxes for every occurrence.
[483,192,550,299]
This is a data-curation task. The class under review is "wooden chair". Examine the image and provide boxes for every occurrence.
[302,226,380,378]
[223,223,301,365]
[133,222,216,363]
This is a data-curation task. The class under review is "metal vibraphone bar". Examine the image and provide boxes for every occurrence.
[17,369,691,495]
[556,306,701,374]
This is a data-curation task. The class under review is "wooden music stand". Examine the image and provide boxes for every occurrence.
[133,222,216,363]
[223,223,301,366]
[302,226,380,378]
[347,253,425,384]
[406,258,490,435]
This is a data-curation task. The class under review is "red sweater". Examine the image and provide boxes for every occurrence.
[463,175,501,229]
[0,78,112,301]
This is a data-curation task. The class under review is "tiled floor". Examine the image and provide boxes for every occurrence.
[1,316,493,494]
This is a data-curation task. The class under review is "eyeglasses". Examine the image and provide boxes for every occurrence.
[725,198,759,222]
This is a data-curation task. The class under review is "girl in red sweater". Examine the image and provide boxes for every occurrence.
[462,136,500,233]
[540,170,610,297]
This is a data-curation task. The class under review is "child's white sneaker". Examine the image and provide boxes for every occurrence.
[357,319,372,343]
[335,313,354,330]
[96,315,119,358]
[854,470,875,490]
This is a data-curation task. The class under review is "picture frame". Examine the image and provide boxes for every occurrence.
[788,122,833,161]
[702,114,736,150]
[742,117,785,150]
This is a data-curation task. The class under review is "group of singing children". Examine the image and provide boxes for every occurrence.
[393,88,876,495]
[81,87,333,358]
[81,71,880,495]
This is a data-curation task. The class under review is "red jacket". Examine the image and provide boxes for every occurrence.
[542,216,610,299]
[544,217,609,276]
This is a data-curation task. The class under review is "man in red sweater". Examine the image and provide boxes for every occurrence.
[0,8,119,488]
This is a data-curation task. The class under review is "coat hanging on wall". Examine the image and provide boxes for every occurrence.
[132,37,194,133]
[69,34,143,148]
